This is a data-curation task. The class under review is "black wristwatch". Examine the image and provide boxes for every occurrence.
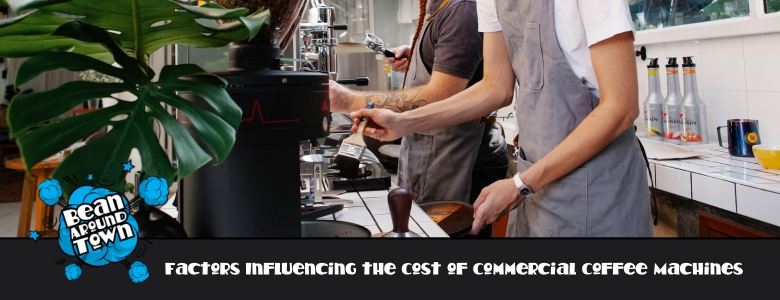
[513,173,534,197]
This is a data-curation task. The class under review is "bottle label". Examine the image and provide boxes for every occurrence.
[663,110,683,141]
[644,104,663,139]
[683,69,696,75]
[648,70,659,75]
[666,70,679,75]
[680,111,704,143]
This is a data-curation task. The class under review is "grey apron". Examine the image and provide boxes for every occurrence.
[496,0,653,237]
[397,6,485,204]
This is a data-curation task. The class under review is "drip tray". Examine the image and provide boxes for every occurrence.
[301,220,371,238]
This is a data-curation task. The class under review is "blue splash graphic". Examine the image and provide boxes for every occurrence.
[28,230,40,242]
[38,179,62,206]
[139,176,168,206]
[128,261,149,283]
[58,186,139,267]
[65,264,82,280]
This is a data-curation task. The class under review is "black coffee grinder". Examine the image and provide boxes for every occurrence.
[177,0,335,237]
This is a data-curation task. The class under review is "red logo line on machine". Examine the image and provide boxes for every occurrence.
[241,100,300,124]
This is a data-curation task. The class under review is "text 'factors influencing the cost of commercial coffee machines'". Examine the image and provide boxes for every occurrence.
[164,262,744,276]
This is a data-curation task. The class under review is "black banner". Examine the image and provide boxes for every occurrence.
[1,238,775,297]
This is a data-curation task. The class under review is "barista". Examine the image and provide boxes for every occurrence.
[349,0,653,237]
[329,0,509,207]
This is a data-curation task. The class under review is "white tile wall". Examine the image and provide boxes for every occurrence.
[743,33,780,93]
[736,184,780,227]
[747,92,780,145]
[699,37,746,91]
[691,174,736,212]
[702,90,749,141]
[637,32,780,147]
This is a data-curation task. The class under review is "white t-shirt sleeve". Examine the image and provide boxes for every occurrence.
[579,0,635,46]
[476,0,502,32]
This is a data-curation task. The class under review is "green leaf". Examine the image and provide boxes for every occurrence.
[13,51,132,87]
[174,2,248,19]
[197,8,269,37]
[52,20,152,80]
[146,102,210,179]
[156,79,239,130]
[6,0,69,12]
[238,7,269,39]
[8,81,131,136]
[16,102,133,176]
[158,64,226,85]
[0,11,32,27]
[0,10,107,60]
[0,0,270,63]
[52,109,175,194]
[5,2,257,193]
[148,90,235,164]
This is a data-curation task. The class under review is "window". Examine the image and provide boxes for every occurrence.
[768,0,780,13]
[629,0,750,31]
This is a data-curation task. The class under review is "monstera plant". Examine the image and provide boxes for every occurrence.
[0,0,270,195]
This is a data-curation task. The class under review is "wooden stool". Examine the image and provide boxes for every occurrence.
[5,157,63,238]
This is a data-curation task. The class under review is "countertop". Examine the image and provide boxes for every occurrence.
[314,181,450,238]
[160,182,450,238]
[638,136,780,227]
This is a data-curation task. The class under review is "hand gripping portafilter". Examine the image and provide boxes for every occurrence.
[374,188,419,238]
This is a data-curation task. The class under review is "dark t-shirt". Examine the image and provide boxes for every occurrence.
[416,0,506,175]
[418,0,483,87]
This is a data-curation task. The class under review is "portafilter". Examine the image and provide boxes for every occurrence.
[363,33,397,58]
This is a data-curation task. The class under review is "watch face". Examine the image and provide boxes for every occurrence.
[520,188,531,197]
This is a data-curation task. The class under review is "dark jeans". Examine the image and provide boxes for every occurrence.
[468,122,510,237]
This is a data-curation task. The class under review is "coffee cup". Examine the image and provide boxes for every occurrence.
[717,119,760,157]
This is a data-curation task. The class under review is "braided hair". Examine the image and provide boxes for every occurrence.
[402,0,428,90]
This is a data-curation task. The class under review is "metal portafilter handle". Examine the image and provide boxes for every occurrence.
[336,77,369,86]
[380,188,419,238]
[363,33,405,59]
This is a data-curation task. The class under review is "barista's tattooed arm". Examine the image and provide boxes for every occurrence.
[357,88,429,113]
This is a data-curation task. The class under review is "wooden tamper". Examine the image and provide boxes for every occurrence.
[374,188,419,238]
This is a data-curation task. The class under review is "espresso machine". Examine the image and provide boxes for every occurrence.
[178,0,335,237]
[177,0,390,237]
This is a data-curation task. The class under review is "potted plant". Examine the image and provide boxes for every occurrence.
[0,0,270,197]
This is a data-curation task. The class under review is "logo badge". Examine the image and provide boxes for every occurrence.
[33,160,168,283]
[746,132,759,145]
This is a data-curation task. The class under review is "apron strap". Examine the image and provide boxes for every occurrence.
[634,125,658,226]
[426,0,451,21]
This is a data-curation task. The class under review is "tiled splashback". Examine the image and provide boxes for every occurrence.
[635,32,780,145]
[645,142,780,227]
